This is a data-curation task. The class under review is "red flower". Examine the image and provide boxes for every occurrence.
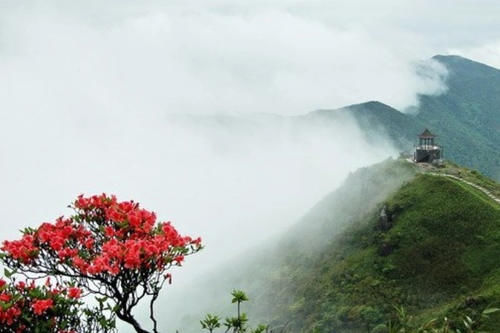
[67,287,81,299]
[0,293,11,303]
[32,299,53,315]
[1,235,38,263]
[83,238,94,249]
[173,255,184,264]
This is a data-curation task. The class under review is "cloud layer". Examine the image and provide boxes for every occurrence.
[0,1,499,331]
[0,0,471,117]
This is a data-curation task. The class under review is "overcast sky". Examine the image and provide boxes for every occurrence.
[0,1,499,330]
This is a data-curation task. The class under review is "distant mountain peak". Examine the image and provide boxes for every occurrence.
[309,100,401,119]
[340,100,401,113]
[432,54,468,61]
[345,100,393,109]
[432,54,500,73]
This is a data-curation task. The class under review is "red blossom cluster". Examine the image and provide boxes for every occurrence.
[0,278,82,332]
[2,194,202,277]
[0,194,202,333]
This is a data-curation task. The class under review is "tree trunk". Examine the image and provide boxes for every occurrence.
[117,311,150,333]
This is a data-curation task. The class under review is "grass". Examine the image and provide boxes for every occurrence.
[252,162,500,332]
[432,161,500,198]
[447,178,500,210]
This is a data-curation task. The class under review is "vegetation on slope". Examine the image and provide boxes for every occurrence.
[308,55,500,180]
[166,159,417,332]
[415,55,500,180]
[168,160,500,333]
[256,162,500,332]
[430,161,500,199]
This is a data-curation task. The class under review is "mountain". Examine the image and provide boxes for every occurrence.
[164,158,417,331]
[307,101,425,150]
[162,56,500,332]
[244,159,500,332]
[308,55,500,180]
[167,159,500,332]
[416,55,500,179]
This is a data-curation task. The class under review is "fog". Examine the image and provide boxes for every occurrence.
[152,154,418,333]
[0,0,499,332]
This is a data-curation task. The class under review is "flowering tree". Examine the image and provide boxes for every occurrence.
[1,194,202,333]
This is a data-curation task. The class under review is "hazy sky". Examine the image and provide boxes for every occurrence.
[1,0,499,116]
[0,1,499,331]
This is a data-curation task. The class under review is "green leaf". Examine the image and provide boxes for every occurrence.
[482,307,500,315]
[95,296,108,304]
[4,268,13,278]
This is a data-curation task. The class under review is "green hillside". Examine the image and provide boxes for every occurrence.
[165,56,500,332]
[166,159,500,333]
[308,55,500,180]
[167,159,416,331]
[416,56,500,180]
[240,160,500,332]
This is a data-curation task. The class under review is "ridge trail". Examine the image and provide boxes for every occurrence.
[429,172,500,205]
[404,158,500,205]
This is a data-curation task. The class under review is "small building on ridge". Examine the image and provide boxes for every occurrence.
[414,129,442,163]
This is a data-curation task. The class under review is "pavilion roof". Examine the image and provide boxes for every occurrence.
[419,128,436,138]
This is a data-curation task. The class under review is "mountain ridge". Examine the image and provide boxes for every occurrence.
[307,54,500,180]
[163,160,500,333]
[244,159,500,332]
[432,54,500,75]
[160,55,500,332]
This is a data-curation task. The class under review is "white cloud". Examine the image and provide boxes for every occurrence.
[0,0,456,117]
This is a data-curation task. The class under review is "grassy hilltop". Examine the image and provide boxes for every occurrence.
[164,159,500,333]
[241,159,500,332]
